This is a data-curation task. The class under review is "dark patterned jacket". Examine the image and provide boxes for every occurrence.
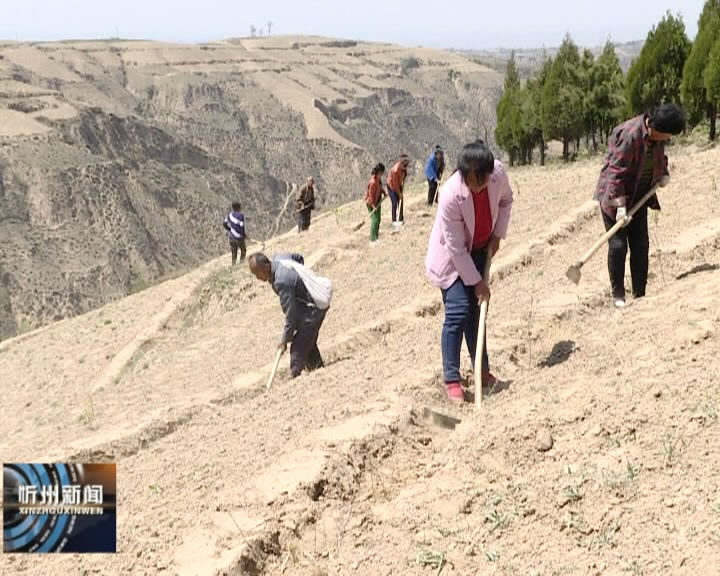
[594,114,669,217]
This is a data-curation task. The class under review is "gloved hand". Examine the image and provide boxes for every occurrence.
[659,175,670,187]
[616,206,631,226]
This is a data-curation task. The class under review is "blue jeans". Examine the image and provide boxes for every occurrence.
[440,250,489,383]
[388,188,403,222]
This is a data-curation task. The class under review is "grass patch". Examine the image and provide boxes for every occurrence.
[17,318,33,335]
[129,270,148,294]
[661,433,686,468]
[181,267,241,328]
[77,397,98,430]
[149,483,164,495]
[600,461,639,499]
[563,483,583,504]
[586,520,620,551]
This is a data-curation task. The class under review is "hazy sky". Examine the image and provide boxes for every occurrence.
[0,0,702,50]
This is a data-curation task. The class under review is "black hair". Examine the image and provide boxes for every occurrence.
[371,162,386,175]
[249,253,271,268]
[456,139,494,184]
[231,201,242,211]
[648,103,685,135]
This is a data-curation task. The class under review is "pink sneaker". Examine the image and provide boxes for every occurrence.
[446,381,464,404]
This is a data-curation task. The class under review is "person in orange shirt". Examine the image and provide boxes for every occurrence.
[387,155,409,228]
[365,163,386,244]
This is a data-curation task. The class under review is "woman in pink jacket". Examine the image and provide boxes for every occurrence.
[425,140,514,403]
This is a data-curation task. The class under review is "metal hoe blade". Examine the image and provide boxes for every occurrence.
[422,407,461,430]
[566,263,582,285]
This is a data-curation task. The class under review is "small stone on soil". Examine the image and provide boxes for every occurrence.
[417,435,432,446]
[535,428,554,452]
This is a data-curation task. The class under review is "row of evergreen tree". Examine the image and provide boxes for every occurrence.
[495,0,720,165]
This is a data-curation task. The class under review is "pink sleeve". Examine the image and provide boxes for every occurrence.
[492,164,514,239]
[438,183,483,287]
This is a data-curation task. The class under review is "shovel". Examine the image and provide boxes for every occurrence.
[566,185,660,285]
[266,348,284,390]
[475,252,492,409]
[432,178,442,206]
[352,196,385,232]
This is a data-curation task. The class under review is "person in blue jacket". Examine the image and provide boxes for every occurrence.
[425,145,445,206]
[222,202,247,265]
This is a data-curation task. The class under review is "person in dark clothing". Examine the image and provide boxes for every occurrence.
[222,202,247,265]
[296,177,316,233]
[249,252,327,378]
[425,146,445,205]
[593,103,685,308]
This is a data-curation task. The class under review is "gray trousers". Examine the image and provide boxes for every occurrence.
[290,306,327,377]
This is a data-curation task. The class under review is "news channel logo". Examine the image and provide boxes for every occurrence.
[3,463,116,553]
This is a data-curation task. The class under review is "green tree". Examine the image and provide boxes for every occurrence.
[592,41,626,145]
[495,91,518,165]
[626,11,691,114]
[504,50,521,92]
[532,55,552,165]
[495,52,522,165]
[542,34,584,162]
[682,0,720,140]
[705,37,720,139]
[521,77,543,165]
[581,48,597,151]
[513,86,537,164]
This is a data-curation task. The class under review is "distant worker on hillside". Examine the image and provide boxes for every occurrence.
[296,177,317,233]
[248,252,332,379]
[425,145,445,206]
[425,140,514,404]
[365,162,387,244]
[387,155,409,228]
[593,103,685,309]
[222,201,247,265]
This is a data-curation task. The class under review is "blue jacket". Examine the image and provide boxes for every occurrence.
[425,153,439,181]
[223,210,246,240]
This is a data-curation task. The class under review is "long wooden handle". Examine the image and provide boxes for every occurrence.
[353,198,384,231]
[474,253,492,409]
[266,348,283,390]
[367,197,384,218]
[577,185,660,267]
